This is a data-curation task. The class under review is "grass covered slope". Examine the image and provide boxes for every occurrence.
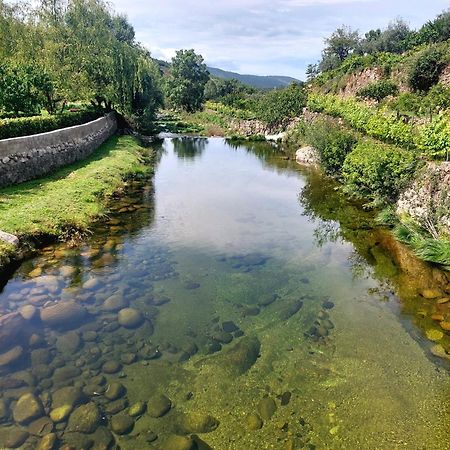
[0,135,150,251]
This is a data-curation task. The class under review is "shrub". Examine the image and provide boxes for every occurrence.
[293,119,357,175]
[357,80,398,103]
[0,109,102,140]
[342,142,418,201]
[408,46,446,92]
[252,83,307,126]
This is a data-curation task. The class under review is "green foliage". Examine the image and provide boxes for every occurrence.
[415,10,450,45]
[342,142,417,201]
[251,83,307,127]
[204,77,254,108]
[357,80,398,103]
[375,206,397,227]
[0,110,101,139]
[418,113,450,159]
[319,26,360,72]
[0,0,163,122]
[166,49,210,112]
[308,93,416,148]
[388,92,423,117]
[408,46,446,92]
[292,119,357,175]
[358,19,412,55]
[0,62,54,115]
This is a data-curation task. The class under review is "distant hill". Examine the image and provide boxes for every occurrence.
[154,59,300,89]
[207,67,300,89]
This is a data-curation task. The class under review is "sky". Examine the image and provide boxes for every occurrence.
[111,0,450,80]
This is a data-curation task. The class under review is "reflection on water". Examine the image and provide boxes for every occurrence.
[0,138,448,449]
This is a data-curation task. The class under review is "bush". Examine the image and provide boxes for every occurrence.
[342,142,418,201]
[408,46,446,92]
[357,80,398,102]
[252,83,307,127]
[0,110,102,140]
[293,119,357,175]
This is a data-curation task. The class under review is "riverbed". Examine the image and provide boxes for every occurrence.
[0,137,448,449]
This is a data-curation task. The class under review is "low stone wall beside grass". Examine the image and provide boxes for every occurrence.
[0,112,117,187]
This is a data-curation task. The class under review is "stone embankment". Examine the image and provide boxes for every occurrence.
[0,112,117,188]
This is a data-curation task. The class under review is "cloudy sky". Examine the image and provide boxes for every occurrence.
[111,0,449,80]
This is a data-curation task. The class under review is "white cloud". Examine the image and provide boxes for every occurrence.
[110,0,450,79]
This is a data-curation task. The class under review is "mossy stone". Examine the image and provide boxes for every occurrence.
[257,397,277,421]
[246,413,263,430]
[148,394,171,418]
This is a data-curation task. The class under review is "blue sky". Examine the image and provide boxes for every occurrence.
[111,0,449,80]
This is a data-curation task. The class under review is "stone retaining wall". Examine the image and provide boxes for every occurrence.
[0,113,117,187]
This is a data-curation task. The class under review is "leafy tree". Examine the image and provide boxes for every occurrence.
[305,64,319,82]
[358,19,411,55]
[416,9,450,45]
[253,83,306,127]
[319,26,359,71]
[166,49,210,112]
[0,63,50,115]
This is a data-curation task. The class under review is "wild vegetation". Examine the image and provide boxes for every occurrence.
[291,8,450,266]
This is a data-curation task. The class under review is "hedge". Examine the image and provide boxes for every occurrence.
[0,110,102,140]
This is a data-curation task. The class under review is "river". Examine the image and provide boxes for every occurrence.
[0,137,448,449]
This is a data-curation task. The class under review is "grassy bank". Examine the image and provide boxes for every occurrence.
[0,135,151,267]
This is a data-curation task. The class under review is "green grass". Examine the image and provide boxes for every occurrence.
[0,135,150,245]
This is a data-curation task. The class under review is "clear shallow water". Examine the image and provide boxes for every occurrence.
[0,137,449,449]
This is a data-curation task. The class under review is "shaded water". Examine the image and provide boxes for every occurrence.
[0,137,449,449]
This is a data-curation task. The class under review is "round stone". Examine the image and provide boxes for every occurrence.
[13,393,45,425]
[118,308,143,328]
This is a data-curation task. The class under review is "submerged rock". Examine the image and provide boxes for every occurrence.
[118,308,143,328]
[110,413,134,435]
[102,360,122,374]
[147,394,172,418]
[246,413,263,430]
[67,402,101,433]
[13,393,45,425]
[0,345,23,368]
[165,435,196,450]
[257,397,277,420]
[279,301,303,321]
[421,289,442,299]
[179,412,219,433]
[102,294,128,312]
[104,381,125,400]
[128,401,146,417]
[40,301,87,328]
[0,426,29,448]
[37,433,57,450]
[218,336,260,376]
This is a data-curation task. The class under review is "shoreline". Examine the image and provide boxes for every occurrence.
[0,135,154,277]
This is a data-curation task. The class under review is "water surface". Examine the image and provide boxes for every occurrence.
[0,137,448,449]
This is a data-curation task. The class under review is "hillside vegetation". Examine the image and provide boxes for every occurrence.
[290,9,450,267]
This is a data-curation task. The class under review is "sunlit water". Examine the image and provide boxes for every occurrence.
[0,137,448,449]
